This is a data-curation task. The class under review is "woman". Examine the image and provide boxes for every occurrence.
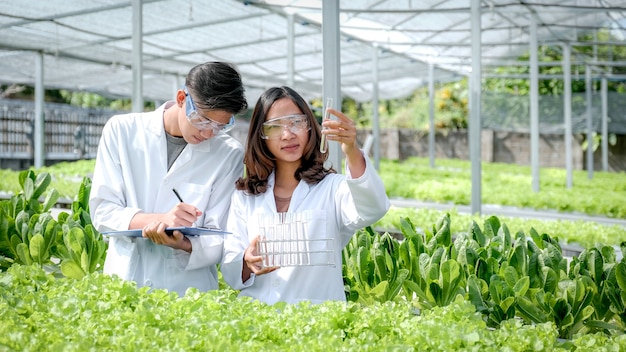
[221,86,389,305]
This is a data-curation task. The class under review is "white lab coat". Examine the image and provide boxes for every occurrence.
[90,101,243,296]
[221,155,390,305]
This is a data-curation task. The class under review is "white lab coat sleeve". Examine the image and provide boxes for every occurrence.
[338,153,390,241]
[89,116,142,232]
[173,235,224,271]
[176,146,243,271]
[220,191,255,290]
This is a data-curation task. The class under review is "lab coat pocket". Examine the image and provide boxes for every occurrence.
[174,182,213,226]
[103,237,138,280]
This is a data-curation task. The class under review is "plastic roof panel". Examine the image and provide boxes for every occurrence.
[0,0,625,105]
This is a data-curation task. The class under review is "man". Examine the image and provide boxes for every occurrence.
[90,62,247,296]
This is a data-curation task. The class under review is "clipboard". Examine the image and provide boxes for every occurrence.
[101,227,230,238]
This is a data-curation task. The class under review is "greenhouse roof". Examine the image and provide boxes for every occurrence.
[1,0,625,105]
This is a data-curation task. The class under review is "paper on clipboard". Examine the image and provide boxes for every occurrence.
[101,227,230,238]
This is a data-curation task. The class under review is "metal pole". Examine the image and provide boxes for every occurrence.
[322,0,342,172]
[287,14,295,87]
[428,62,435,169]
[372,46,380,170]
[562,43,573,189]
[34,51,45,168]
[132,0,143,112]
[529,16,539,193]
[585,65,593,179]
[601,77,608,171]
[469,0,482,215]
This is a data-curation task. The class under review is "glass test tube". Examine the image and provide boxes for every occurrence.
[320,97,332,153]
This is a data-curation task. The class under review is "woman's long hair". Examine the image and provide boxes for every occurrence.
[235,86,335,195]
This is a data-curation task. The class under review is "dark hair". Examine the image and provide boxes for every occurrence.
[235,86,335,195]
[185,61,248,114]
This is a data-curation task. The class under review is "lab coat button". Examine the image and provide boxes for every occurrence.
[272,280,280,287]
[144,279,153,287]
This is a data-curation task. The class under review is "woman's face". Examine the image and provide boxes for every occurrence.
[263,97,310,165]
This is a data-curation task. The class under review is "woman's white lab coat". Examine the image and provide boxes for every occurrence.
[221,156,390,305]
[90,102,243,296]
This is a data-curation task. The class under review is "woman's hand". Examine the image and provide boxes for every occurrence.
[322,108,359,155]
[322,108,366,177]
[142,221,192,253]
[242,235,278,281]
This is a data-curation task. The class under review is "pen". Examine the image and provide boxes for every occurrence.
[172,188,184,203]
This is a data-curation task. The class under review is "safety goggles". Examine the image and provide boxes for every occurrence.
[184,86,235,133]
[261,114,311,140]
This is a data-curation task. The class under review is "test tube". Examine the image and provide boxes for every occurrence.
[320,97,333,153]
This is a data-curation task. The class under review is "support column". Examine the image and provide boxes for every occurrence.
[585,65,593,179]
[34,51,45,168]
[428,62,435,168]
[601,77,608,171]
[132,0,143,112]
[469,0,482,215]
[562,43,573,188]
[372,46,380,170]
[287,14,295,87]
[322,0,342,171]
[529,16,539,192]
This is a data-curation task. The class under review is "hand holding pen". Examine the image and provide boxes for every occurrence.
[167,188,202,226]
[140,188,200,251]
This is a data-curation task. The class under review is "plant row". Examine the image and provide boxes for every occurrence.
[0,170,105,277]
[3,264,626,351]
[380,157,626,219]
[2,169,626,347]
[2,157,625,219]
[343,214,626,339]
[375,207,626,248]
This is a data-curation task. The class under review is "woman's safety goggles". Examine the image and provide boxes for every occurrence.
[184,86,235,133]
[261,114,311,140]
